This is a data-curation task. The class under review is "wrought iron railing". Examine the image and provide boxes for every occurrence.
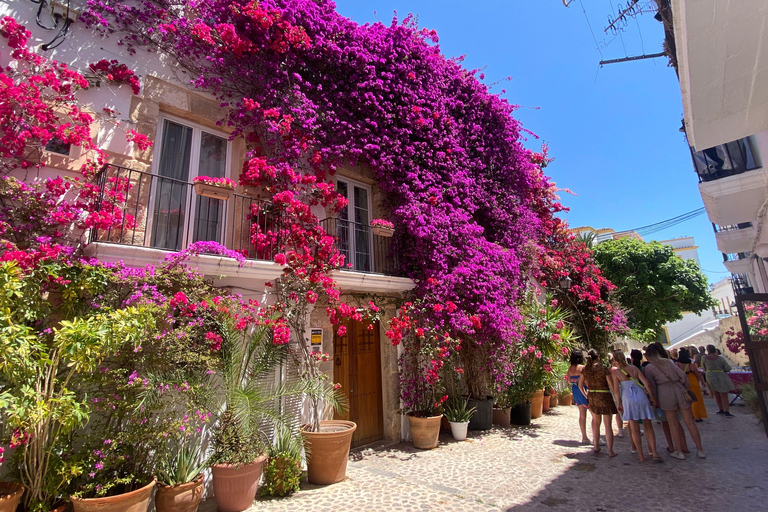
[691,137,759,183]
[732,273,754,296]
[723,252,751,262]
[319,217,403,276]
[90,164,283,262]
[713,222,753,233]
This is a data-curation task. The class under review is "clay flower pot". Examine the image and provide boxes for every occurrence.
[0,482,24,512]
[303,420,356,485]
[530,389,545,419]
[550,394,559,407]
[211,456,267,512]
[492,407,512,427]
[155,475,204,512]
[71,479,155,512]
[560,393,573,406]
[542,394,551,413]
[407,413,442,450]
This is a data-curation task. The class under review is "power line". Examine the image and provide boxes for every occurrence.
[579,0,605,60]
[608,207,707,237]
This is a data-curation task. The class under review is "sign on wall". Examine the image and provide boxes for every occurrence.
[310,328,323,353]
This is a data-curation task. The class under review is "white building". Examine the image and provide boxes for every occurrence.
[671,0,768,298]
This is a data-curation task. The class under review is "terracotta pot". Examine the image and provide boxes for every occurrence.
[0,482,24,512]
[530,389,545,419]
[407,413,442,450]
[492,407,512,428]
[51,504,69,512]
[542,394,551,413]
[550,394,559,407]
[71,479,155,512]
[304,420,356,485]
[155,475,204,512]
[560,393,573,406]
[211,457,266,512]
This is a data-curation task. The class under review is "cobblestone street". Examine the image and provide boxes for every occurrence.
[201,396,768,512]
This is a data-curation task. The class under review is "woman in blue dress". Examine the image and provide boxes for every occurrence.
[566,350,590,444]
[611,350,662,463]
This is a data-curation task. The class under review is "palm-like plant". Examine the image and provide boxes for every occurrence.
[208,314,298,466]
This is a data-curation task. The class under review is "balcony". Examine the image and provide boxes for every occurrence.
[88,164,285,268]
[732,273,754,297]
[319,217,403,277]
[691,138,758,183]
[723,251,752,274]
[713,222,755,254]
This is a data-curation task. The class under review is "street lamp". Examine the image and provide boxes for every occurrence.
[558,275,590,345]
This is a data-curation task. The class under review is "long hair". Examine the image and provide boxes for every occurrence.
[630,349,643,367]
[645,343,672,370]
[585,349,600,370]
[569,349,585,366]
[678,347,692,364]
[651,342,669,358]
[612,350,628,368]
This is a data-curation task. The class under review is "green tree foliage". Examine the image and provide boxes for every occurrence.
[592,238,716,338]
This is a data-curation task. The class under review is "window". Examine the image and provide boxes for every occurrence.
[336,178,372,271]
[150,117,230,251]
[691,137,759,182]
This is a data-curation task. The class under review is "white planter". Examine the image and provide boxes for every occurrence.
[448,421,469,441]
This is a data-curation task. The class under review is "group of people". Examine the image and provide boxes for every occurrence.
[565,343,734,462]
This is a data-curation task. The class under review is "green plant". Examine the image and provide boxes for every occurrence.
[261,425,303,497]
[557,387,572,399]
[443,396,477,423]
[156,437,208,487]
[208,310,311,467]
[0,260,155,511]
[741,382,763,423]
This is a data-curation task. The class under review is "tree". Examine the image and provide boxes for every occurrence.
[592,238,716,338]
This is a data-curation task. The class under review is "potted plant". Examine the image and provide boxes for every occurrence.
[192,175,236,200]
[0,483,24,512]
[155,439,207,512]
[205,311,307,512]
[0,260,156,512]
[549,389,559,407]
[542,388,551,413]
[443,396,476,441]
[491,391,513,428]
[370,218,394,237]
[261,426,303,498]
[558,387,573,406]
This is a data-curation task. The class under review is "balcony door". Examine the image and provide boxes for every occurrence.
[151,117,230,251]
[336,179,372,271]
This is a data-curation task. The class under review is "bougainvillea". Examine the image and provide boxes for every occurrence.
[84,0,551,395]
[528,148,627,353]
[0,16,106,175]
[88,59,141,95]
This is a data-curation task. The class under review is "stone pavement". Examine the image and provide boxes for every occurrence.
[199,396,768,512]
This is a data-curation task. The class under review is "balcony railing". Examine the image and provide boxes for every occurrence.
[723,252,751,262]
[319,217,403,277]
[732,273,754,296]
[691,137,759,183]
[90,164,284,262]
[712,222,753,233]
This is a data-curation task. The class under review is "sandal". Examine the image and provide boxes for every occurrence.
[653,456,664,463]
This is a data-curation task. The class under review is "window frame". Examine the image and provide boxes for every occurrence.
[148,114,233,250]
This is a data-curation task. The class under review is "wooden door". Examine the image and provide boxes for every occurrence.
[736,294,768,437]
[333,318,384,447]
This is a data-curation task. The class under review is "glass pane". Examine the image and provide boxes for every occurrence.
[194,131,228,244]
[152,121,192,250]
[198,132,227,178]
[336,181,350,267]
[353,186,371,271]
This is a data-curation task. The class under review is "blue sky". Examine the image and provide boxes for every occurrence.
[333,0,731,284]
